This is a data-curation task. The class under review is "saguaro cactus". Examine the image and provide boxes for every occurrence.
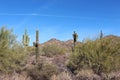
[100,30,103,39]
[33,30,39,63]
[72,31,78,52]
[22,30,30,46]
[100,30,103,51]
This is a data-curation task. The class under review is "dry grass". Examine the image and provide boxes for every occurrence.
[50,71,72,80]
[76,69,101,80]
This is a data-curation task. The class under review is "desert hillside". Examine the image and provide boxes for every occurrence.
[0,27,120,80]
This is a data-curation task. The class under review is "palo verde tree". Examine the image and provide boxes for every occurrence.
[0,27,16,49]
[0,26,26,73]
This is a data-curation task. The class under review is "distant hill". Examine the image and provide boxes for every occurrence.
[40,35,120,50]
[103,35,120,45]
[40,34,120,45]
[41,38,81,51]
[104,35,120,40]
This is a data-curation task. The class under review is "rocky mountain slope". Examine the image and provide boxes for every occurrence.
[41,38,81,51]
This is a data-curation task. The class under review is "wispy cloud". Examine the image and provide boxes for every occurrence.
[1,13,119,21]
[0,13,38,16]
[0,13,96,19]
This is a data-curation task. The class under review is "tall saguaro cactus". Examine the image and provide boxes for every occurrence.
[33,30,39,64]
[72,31,78,52]
[100,30,103,51]
[100,30,103,39]
[22,30,30,46]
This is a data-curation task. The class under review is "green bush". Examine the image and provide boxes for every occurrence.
[67,37,120,75]
[0,27,26,74]
[28,62,59,80]
[42,43,66,57]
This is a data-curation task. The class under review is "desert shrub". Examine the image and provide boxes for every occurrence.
[67,36,120,75]
[28,62,59,80]
[50,71,72,80]
[76,69,101,80]
[26,46,35,56]
[42,43,66,57]
[0,27,26,73]
[26,46,35,52]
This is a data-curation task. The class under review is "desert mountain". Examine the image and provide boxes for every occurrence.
[104,35,120,41]
[102,35,120,45]
[40,35,120,50]
[41,38,81,51]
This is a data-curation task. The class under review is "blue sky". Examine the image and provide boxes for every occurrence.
[0,0,120,45]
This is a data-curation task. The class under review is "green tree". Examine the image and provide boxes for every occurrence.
[0,27,26,73]
[0,27,16,49]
